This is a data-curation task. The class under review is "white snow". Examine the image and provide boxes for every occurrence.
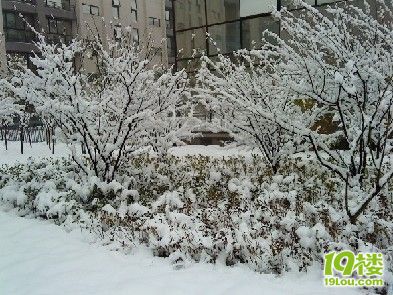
[0,142,258,166]
[169,145,260,158]
[0,210,364,295]
[0,141,70,165]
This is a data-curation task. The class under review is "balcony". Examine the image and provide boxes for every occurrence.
[43,0,76,21]
[4,0,36,4]
[3,11,37,48]
[1,0,38,14]
[4,29,35,43]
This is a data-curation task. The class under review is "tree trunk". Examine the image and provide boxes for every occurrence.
[52,126,55,155]
[28,128,32,147]
[4,126,8,151]
[20,126,24,154]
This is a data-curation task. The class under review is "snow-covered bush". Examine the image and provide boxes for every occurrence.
[0,94,18,148]
[1,154,391,280]
[196,0,393,226]
[196,50,302,173]
[270,1,393,224]
[2,30,196,182]
[0,60,22,150]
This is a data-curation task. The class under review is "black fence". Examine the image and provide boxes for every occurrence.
[0,125,47,143]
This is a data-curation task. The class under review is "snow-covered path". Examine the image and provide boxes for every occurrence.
[0,210,363,295]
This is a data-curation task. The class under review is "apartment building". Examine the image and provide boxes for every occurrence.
[0,0,77,73]
[0,0,170,73]
[77,0,168,70]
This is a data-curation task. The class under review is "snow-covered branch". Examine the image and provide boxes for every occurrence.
[274,0,393,223]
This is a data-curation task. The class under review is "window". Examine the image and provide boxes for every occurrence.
[2,12,35,43]
[112,0,120,19]
[46,0,71,11]
[132,28,139,44]
[208,21,241,55]
[82,4,100,16]
[131,1,138,22]
[48,19,57,34]
[131,0,137,21]
[175,0,206,30]
[242,16,279,49]
[176,27,206,58]
[240,0,277,17]
[47,17,73,43]
[165,10,172,29]
[167,36,176,58]
[82,3,90,13]
[131,9,137,22]
[114,25,122,41]
[91,5,99,15]
[206,0,240,25]
[148,17,160,27]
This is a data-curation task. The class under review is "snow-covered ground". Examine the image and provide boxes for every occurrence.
[0,210,363,295]
[0,141,368,295]
[170,145,260,158]
[0,142,70,165]
[0,142,378,168]
[0,141,257,165]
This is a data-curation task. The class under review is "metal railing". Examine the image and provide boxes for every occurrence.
[4,29,35,43]
[0,126,47,143]
[4,0,36,4]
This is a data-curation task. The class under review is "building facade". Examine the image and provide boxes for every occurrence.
[0,0,77,72]
[0,0,169,73]
[172,0,348,73]
[77,0,168,70]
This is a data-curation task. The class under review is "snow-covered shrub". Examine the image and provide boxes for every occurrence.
[0,67,22,150]
[2,29,196,182]
[105,153,391,278]
[196,0,393,227]
[0,154,391,281]
[196,50,303,174]
[270,1,393,225]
